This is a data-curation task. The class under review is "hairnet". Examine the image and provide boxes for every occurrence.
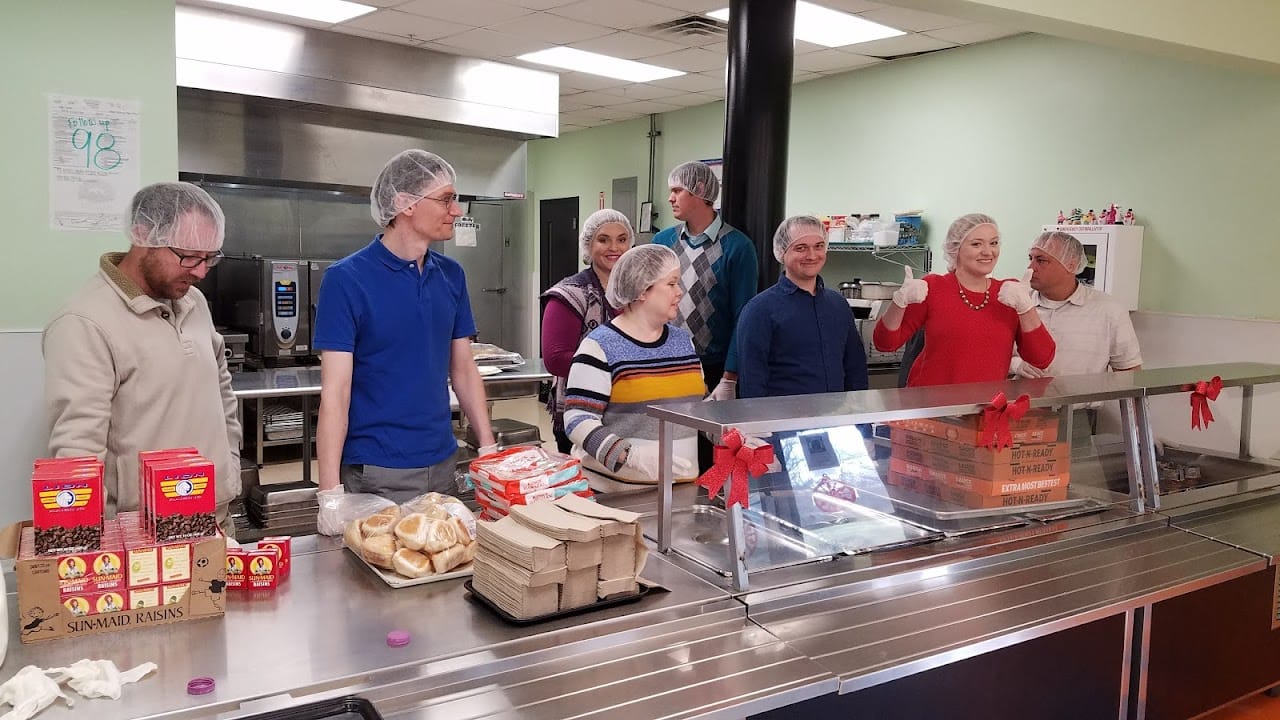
[370,149,457,227]
[1031,230,1086,274]
[668,161,719,205]
[579,209,635,265]
[943,213,998,271]
[127,182,225,251]
[772,215,824,262]
[606,244,680,308]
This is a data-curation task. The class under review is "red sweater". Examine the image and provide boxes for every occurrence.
[873,272,1055,387]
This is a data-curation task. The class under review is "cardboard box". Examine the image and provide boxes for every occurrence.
[257,536,292,578]
[887,470,1068,508]
[16,527,225,644]
[31,458,104,555]
[889,455,1071,498]
[148,457,218,542]
[888,409,1060,447]
[225,547,279,590]
[890,441,1070,484]
[890,427,1070,464]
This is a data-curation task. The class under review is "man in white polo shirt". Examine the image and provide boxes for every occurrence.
[1012,230,1142,378]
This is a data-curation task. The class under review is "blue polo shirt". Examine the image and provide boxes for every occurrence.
[314,237,476,468]
[734,274,869,399]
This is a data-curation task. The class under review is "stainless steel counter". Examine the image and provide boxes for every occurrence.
[1161,484,1280,561]
[231,359,552,399]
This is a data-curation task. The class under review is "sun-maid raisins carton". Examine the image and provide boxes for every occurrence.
[31,457,104,555]
[16,516,226,644]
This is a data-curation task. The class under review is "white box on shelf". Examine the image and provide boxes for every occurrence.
[1043,224,1143,311]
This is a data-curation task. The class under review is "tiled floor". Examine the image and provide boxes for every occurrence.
[1203,691,1280,719]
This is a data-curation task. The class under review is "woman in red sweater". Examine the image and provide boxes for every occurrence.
[873,213,1055,387]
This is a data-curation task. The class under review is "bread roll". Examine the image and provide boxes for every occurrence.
[461,540,477,565]
[361,534,396,569]
[392,548,434,578]
[430,542,467,574]
[343,519,365,552]
[422,518,458,554]
[373,505,402,522]
[394,512,429,550]
[422,505,450,522]
[362,513,396,537]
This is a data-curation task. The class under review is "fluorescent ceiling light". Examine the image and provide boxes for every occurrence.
[202,0,375,24]
[708,2,905,48]
[518,47,684,83]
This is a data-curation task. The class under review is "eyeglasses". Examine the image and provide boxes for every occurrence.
[420,192,461,208]
[168,247,224,269]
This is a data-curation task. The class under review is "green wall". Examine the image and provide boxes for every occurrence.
[3,1,178,330]
[529,33,1280,319]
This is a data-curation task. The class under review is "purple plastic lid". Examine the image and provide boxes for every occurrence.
[386,630,411,647]
[187,677,215,695]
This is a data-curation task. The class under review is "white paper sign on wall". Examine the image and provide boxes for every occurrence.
[48,94,141,232]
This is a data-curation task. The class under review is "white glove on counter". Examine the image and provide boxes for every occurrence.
[316,487,346,537]
[0,666,71,720]
[48,660,156,700]
[892,266,929,308]
[704,378,737,402]
[623,444,695,481]
[1011,355,1049,379]
[476,443,500,457]
[997,270,1037,314]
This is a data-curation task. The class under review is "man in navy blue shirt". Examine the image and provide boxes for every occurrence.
[735,215,869,399]
[314,149,495,503]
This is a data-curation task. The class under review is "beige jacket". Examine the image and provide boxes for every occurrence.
[43,254,242,523]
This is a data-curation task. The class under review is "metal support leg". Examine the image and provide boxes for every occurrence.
[255,397,265,468]
[658,419,672,553]
[1119,398,1147,513]
[727,503,749,592]
[1133,396,1162,511]
[1241,385,1254,459]
[1125,604,1152,720]
[300,395,313,485]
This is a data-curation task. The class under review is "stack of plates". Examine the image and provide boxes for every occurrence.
[470,342,525,368]
[247,481,318,536]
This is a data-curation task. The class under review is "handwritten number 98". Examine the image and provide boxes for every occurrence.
[70,128,122,171]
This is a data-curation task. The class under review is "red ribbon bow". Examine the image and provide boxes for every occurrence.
[979,391,1031,451]
[1189,376,1223,430]
[696,428,774,508]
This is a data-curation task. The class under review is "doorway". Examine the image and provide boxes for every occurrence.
[539,197,579,294]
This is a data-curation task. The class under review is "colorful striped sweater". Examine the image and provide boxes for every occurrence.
[564,322,704,478]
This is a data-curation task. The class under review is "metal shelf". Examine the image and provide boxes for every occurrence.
[827,244,928,252]
[827,244,931,272]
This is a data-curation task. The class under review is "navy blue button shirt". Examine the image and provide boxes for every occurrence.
[735,274,869,399]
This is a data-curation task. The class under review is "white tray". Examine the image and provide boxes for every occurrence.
[347,546,474,588]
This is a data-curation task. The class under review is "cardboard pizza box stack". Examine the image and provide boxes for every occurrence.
[469,447,592,521]
[886,409,1071,509]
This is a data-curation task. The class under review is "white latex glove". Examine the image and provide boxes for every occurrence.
[47,660,156,701]
[477,443,500,457]
[997,270,1037,314]
[704,378,737,402]
[892,266,929,308]
[1011,355,1048,379]
[0,665,72,720]
[316,486,346,537]
[623,444,695,481]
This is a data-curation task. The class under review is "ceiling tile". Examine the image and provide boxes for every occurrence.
[849,32,955,56]
[556,70,633,91]
[507,0,578,9]
[489,11,613,44]
[858,7,964,33]
[641,0,727,12]
[597,82,685,100]
[794,48,866,72]
[793,39,828,55]
[925,23,1023,44]
[792,68,820,80]
[561,123,590,133]
[395,0,533,27]
[360,0,413,6]
[570,31,685,59]
[654,91,719,107]
[819,0,889,12]
[342,10,472,42]
[548,0,685,30]
[641,47,725,72]
[564,90,635,106]
[649,71,724,92]
[569,105,633,121]
[559,95,596,111]
[332,26,428,47]
[432,28,548,57]
[609,99,682,115]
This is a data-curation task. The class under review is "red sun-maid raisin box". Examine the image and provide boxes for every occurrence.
[31,456,104,555]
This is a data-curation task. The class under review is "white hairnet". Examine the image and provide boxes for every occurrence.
[668,161,719,205]
[606,244,679,308]
[1031,230,1086,274]
[772,215,824,262]
[128,182,225,251]
[370,149,457,227]
[944,213,998,271]
[580,209,635,265]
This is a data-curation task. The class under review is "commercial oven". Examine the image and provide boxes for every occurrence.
[213,257,333,366]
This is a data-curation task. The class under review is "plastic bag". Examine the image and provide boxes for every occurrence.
[316,487,396,536]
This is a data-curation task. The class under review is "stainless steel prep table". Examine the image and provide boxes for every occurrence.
[1,541,834,720]
[231,360,552,485]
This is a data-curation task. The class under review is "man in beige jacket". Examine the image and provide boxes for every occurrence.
[43,182,242,536]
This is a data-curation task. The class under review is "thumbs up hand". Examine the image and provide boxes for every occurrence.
[997,271,1037,314]
[892,266,929,308]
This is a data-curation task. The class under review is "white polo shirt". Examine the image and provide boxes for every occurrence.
[1020,282,1142,376]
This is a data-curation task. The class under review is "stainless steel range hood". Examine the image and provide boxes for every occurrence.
[175,6,558,140]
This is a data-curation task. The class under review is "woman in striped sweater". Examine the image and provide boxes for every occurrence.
[564,245,705,486]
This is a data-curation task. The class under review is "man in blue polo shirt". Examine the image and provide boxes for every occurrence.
[735,215,869,399]
[314,149,495,503]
